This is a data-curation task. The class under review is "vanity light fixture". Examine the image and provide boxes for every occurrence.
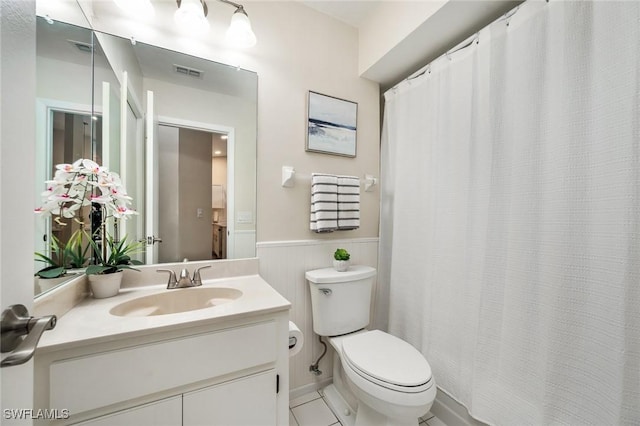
[174,0,257,47]
[175,0,210,36]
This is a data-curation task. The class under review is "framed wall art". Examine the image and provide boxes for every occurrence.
[306,91,358,157]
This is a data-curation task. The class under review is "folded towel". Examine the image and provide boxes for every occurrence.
[337,175,360,230]
[310,174,338,232]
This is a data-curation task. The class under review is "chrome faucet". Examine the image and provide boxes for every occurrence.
[178,264,192,287]
[157,269,179,289]
[192,265,211,286]
[157,263,211,289]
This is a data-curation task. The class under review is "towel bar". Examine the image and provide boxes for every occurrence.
[281,166,377,191]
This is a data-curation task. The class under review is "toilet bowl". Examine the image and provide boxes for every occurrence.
[328,330,435,426]
[306,266,436,426]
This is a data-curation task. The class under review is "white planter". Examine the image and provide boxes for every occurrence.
[36,274,76,294]
[88,271,123,299]
[333,259,350,272]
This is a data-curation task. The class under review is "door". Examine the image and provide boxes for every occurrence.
[1,0,36,421]
[73,396,181,426]
[145,91,160,264]
[183,370,277,426]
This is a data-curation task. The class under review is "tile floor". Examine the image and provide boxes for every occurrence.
[289,390,446,426]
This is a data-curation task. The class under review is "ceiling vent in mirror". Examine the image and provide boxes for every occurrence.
[174,64,203,79]
[68,40,92,53]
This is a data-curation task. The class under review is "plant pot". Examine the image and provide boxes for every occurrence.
[88,271,123,299]
[35,274,75,294]
[333,259,350,272]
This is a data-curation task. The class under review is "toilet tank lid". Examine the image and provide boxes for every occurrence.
[306,265,376,284]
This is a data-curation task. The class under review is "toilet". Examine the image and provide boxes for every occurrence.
[306,265,436,426]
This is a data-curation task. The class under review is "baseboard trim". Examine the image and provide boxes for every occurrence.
[289,378,333,401]
[431,388,489,426]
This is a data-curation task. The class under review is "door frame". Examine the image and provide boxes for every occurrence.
[34,98,93,267]
[156,116,236,260]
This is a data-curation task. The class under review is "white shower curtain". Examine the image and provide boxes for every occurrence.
[379,1,639,424]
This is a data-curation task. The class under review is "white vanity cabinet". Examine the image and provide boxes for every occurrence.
[35,311,290,426]
[74,371,276,426]
[73,396,182,426]
[183,370,276,425]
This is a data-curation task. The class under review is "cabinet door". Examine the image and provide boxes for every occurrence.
[72,396,181,426]
[183,370,276,426]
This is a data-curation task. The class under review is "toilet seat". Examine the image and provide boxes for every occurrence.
[341,330,433,394]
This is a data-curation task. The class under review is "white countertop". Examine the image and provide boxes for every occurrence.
[37,274,290,353]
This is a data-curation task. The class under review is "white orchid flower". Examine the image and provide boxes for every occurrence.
[36,158,138,226]
[55,159,82,173]
[90,193,111,204]
[81,159,106,175]
[113,204,138,219]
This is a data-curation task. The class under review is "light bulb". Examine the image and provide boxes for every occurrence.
[174,0,210,36]
[225,8,256,48]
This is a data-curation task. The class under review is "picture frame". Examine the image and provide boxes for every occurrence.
[306,91,358,157]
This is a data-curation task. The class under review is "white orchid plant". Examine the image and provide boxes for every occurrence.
[35,159,140,276]
[35,158,137,224]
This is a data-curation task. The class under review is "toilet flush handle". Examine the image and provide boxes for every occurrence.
[319,288,332,296]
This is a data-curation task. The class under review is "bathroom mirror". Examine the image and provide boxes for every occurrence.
[34,18,258,297]
[93,30,258,265]
[34,16,96,296]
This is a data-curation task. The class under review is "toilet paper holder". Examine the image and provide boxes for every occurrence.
[289,336,298,349]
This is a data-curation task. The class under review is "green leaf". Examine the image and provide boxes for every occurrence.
[85,265,114,275]
[334,248,350,261]
[36,266,66,278]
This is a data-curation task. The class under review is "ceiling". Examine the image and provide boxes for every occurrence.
[301,0,523,89]
[299,1,382,29]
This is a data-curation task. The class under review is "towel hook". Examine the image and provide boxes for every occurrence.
[364,174,377,192]
[282,166,295,187]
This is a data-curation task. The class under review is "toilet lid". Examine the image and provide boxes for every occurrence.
[342,330,432,388]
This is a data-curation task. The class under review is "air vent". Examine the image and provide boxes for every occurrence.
[174,64,203,79]
[67,40,92,53]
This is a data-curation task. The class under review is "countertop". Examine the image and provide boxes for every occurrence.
[37,274,290,354]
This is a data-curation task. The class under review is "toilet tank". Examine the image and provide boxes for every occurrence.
[306,265,377,337]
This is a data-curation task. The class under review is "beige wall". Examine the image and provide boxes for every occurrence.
[76,0,381,244]
[251,2,380,242]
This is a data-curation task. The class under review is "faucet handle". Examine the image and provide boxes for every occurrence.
[192,265,211,286]
[157,269,178,289]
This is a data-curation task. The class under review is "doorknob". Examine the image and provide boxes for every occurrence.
[146,236,162,245]
[1,304,56,367]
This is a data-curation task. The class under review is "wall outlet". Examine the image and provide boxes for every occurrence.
[197,208,203,218]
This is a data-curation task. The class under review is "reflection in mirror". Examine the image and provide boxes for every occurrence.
[34,16,96,296]
[94,31,258,265]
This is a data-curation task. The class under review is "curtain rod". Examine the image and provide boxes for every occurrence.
[388,2,529,92]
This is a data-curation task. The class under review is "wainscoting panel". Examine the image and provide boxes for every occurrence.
[256,238,379,392]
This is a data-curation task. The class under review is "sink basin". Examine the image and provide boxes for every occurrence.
[110,287,243,317]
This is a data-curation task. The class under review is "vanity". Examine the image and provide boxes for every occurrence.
[33,260,290,425]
